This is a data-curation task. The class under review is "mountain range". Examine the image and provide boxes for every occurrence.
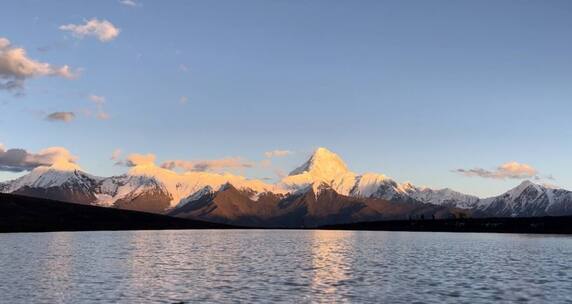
[2,147,571,227]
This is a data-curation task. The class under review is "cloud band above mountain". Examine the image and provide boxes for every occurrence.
[161,158,254,172]
[124,153,156,167]
[453,161,539,180]
[264,150,292,158]
[0,145,78,172]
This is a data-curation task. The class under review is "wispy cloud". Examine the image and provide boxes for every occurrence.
[453,161,541,180]
[60,19,120,42]
[89,94,105,105]
[0,145,78,172]
[45,111,75,123]
[260,159,272,168]
[161,157,254,172]
[0,37,77,95]
[124,153,156,167]
[264,150,293,158]
[111,148,122,161]
[88,94,110,120]
[119,0,140,7]
[96,111,110,120]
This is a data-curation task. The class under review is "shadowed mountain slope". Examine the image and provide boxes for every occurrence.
[169,184,467,228]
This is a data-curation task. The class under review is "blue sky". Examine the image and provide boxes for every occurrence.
[1,0,571,197]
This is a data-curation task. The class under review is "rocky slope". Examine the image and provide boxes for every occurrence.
[476,181,572,217]
[169,183,463,228]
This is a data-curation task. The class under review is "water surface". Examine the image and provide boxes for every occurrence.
[0,230,571,303]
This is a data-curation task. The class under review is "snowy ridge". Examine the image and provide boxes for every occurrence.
[474,181,572,217]
[174,185,214,209]
[3,166,101,193]
[403,185,480,209]
[280,149,477,207]
[2,147,572,217]
[125,162,285,207]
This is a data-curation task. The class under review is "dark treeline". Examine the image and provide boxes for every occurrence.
[319,216,572,234]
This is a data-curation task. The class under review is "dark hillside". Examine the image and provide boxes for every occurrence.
[0,193,232,233]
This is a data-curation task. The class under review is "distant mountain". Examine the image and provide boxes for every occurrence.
[0,167,174,213]
[2,147,572,227]
[475,181,572,217]
[0,166,101,205]
[280,147,481,208]
[99,174,173,213]
[401,183,481,209]
[0,161,280,214]
[169,183,463,228]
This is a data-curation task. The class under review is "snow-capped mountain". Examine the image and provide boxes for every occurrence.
[475,181,572,217]
[171,148,572,220]
[173,185,215,210]
[0,165,102,205]
[401,183,481,209]
[0,158,282,214]
[2,147,572,220]
[169,182,462,227]
[280,147,358,194]
[279,147,478,207]
[96,174,173,213]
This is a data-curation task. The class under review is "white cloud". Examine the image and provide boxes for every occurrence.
[59,19,120,42]
[0,37,77,94]
[454,161,539,180]
[125,153,156,167]
[46,112,75,122]
[264,150,292,158]
[120,0,140,7]
[89,94,105,105]
[0,145,79,172]
[88,94,110,120]
[161,157,254,172]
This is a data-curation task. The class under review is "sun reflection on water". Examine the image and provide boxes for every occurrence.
[309,230,358,300]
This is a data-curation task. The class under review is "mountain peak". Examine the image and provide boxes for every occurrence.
[505,180,542,199]
[513,180,539,192]
[288,147,350,180]
[518,180,535,187]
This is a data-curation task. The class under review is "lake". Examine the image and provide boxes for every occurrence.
[0,230,571,303]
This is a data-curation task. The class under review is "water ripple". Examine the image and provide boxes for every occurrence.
[0,230,571,303]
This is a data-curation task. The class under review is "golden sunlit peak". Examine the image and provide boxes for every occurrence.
[289,147,350,178]
[48,159,82,171]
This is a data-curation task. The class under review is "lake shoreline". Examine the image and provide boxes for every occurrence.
[2,193,572,234]
[319,216,572,234]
